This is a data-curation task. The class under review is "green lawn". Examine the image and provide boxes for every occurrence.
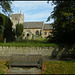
[0,38,57,47]
[42,61,75,74]
[0,60,75,74]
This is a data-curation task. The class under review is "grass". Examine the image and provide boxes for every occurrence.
[0,60,75,74]
[0,61,8,74]
[0,38,57,47]
[42,61,75,74]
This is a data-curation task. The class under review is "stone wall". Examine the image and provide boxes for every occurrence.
[0,46,59,57]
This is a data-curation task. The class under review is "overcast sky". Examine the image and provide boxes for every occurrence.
[1,1,55,23]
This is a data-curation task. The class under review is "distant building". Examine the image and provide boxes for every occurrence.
[43,24,53,38]
[11,11,53,39]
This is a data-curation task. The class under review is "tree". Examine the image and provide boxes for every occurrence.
[0,13,15,42]
[47,1,75,44]
[0,1,14,42]
[0,1,12,14]
[46,0,75,59]
[16,23,23,37]
[3,16,15,42]
[0,0,13,38]
[0,16,3,33]
[0,13,6,41]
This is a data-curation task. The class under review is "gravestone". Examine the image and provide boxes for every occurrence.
[4,38,6,43]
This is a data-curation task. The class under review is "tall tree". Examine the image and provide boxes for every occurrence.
[0,13,15,42]
[3,16,15,42]
[0,1,14,42]
[47,1,75,44]
[16,23,23,37]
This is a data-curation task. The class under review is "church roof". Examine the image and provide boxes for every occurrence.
[43,24,53,30]
[23,22,44,29]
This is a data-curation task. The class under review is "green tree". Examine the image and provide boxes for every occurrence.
[0,1,14,42]
[16,23,23,37]
[0,13,6,41]
[3,16,15,42]
[0,1,12,14]
[47,1,75,44]
[0,16,3,33]
[0,13,15,42]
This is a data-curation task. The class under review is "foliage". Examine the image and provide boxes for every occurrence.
[47,1,75,44]
[0,13,15,42]
[16,23,23,37]
[0,13,6,34]
[0,61,8,74]
[47,1,75,59]
[67,44,75,59]
[0,1,12,14]
[42,61,75,74]
[0,39,57,47]
[0,13,6,41]
[3,17,15,42]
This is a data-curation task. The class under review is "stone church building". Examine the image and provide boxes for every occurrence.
[11,12,53,39]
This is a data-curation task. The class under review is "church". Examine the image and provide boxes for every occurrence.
[11,11,53,39]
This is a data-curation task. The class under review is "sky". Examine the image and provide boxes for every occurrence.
[1,1,55,23]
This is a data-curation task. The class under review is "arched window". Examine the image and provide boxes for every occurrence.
[27,33,29,37]
[36,30,39,35]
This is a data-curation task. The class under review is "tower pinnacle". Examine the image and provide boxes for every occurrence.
[20,10,21,14]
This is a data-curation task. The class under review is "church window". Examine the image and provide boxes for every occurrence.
[15,17,17,20]
[44,31,47,35]
[40,30,42,35]
[36,30,39,35]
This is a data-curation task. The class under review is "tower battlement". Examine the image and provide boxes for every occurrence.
[11,11,24,29]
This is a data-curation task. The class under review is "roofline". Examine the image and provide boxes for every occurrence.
[11,13,20,15]
[23,28,42,29]
[44,23,51,25]
[23,21,44,23]
[43,29,53,30]
[11,14,23,16]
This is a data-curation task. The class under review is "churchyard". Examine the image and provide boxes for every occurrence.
[0,60,75,74]
[0,38,57,47]
[0,0,75,74]
[42,61,75,74]
[0,38,75,74]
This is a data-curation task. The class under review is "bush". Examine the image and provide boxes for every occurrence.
[60,44,75,59]
[0,36,3,42]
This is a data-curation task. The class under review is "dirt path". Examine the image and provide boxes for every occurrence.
[7,67,42,74]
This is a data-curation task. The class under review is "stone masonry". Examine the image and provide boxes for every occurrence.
[0,46,58,57]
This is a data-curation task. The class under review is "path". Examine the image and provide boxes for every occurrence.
[7,67,41,74]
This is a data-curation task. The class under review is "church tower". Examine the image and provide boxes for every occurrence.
[11,11,24,30]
